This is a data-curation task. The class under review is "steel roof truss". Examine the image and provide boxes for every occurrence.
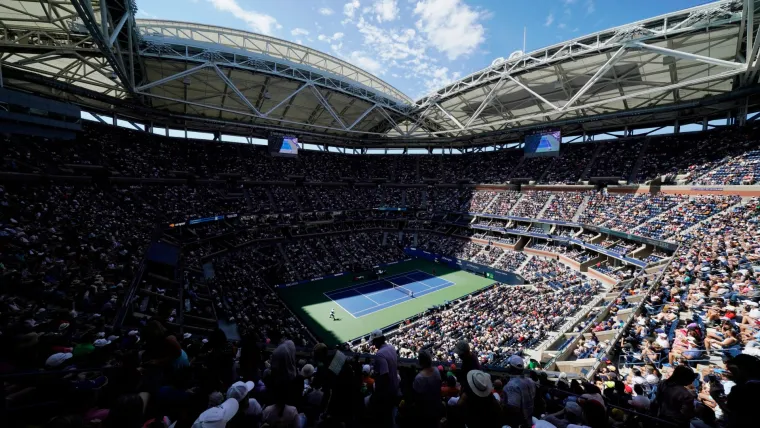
[632,41,744,69]
[263,83,307,116]
[434,102,465,130]
[212,63,261,115]
[347,104,377,131]
[136,62,210,92]
[563,46,628,110]
[308,85,346,129]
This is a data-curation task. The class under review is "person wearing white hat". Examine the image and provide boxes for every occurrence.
[459,370,503,427]
[46,352,73,368]
[192,398,239,428]
[505,354,536,426]
[226,381,262,421]
[369,329,398,426]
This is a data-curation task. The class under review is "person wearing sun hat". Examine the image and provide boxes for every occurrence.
[459,370,503,428]
[226,380,262,424]
[191,398,239,428]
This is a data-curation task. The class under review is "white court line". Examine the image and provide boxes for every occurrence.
[358,271,445,305]
[324,271,418,295]
[354,288,380,304]
[352,279,457,318]
[324,268,457,318]
[322,291,358,319]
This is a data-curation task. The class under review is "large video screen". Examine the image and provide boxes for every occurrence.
[268,135,299,158]
[524,129,561,158]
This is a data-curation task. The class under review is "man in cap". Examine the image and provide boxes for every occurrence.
[504,354,536,427]
[226,381,262,424]
[369,329,398,427]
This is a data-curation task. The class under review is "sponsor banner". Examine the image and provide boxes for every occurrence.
[690,187,724,192]
[188,215,226,225]
[275,259,414,288]
[403,247,524,285]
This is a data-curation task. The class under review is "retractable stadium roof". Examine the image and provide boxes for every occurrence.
[1,0,760,148]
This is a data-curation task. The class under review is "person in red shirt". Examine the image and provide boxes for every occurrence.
[441,374,460,398]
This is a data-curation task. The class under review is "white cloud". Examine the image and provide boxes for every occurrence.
[558,23,566,29]
[413,0,487,60]
[318,32,345,43]
[563,0,577,4]
[136,9,159,19]
[373,0,399,23]
[545,13,554,27]
[318,7,334,16]
[348,51,384,75]
[206,0,280,34]
[586,0,595,14]
[343,0,361,19]
[291,28,309,36]
[356,17,425,61]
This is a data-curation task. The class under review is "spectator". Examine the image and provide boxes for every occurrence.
[458,370,504,428]
[656,365,697,427]
[412,350,443,427]
[504,355,535,426]
[455,340,481,392]
[369,329,399,426]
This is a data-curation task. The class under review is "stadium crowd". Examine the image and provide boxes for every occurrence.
[4,121,760,428]
[386,283,601,366]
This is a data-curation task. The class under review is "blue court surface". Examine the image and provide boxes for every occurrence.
[324,270,455,318]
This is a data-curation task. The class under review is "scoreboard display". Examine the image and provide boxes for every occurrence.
[524,129,561,158]
[268,133,299,158]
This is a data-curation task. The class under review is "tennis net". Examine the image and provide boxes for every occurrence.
[391,282,414,298]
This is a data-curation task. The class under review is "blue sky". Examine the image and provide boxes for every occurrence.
[135,0,714,100]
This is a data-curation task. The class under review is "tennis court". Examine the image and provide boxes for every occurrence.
[324,270,455,318]
[277,259,495,345]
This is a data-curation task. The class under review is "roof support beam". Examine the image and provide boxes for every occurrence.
[406,104,436,136]
[135,62,210,91]
[506,75,560,111]
[562,46,627,110]
[745,16,760,84]
[108,11,129,47]
[212,64,261,116]
[427,67,745,135]
[434,102,465,130]
[631,41,745,69]
[347,104,377,130]
[464,76,509,129]
[263,84,307,116]
[308,85,346,129]
[376,106,404,135]
[746,0,754,65]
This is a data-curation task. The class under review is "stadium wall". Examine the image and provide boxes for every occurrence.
[403,247,525,285]
[607,184,760,196]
